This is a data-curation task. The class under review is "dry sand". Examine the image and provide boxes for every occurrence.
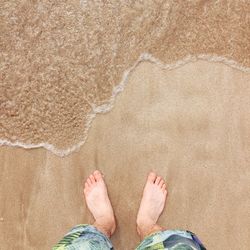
[1,61,250,249]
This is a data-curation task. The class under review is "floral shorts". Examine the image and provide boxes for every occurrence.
[52,224,206,250]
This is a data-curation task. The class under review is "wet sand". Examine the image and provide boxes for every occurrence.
[0,61,250,249]
[1,0,250,152]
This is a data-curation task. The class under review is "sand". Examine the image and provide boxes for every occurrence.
[1,0,250,153]
[1,61,250,249]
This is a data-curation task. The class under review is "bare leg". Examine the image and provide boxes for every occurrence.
[136,172,168,240]
[83,170,116,238]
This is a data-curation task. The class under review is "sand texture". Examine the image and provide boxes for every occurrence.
[1,0,250,154]
[0,61,250,249]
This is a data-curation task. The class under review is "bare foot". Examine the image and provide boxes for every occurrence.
[83,170,116,238]
[136,172,167,239]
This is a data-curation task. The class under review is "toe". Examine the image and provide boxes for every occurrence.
[162,183,167,191]
[83,186,89,194]
[147,172,157,183]
[159,180,165,188]
[87,178,92,186]
[93,170,103,182]
[90,174,96,183]
[155,176,162,185]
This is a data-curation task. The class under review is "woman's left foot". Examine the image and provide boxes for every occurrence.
[83,170,116,238]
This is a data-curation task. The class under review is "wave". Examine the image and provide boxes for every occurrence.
[0,53,249,157]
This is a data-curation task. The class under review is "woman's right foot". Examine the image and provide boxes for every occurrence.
[136,172,168,239]
[83,170,116,238]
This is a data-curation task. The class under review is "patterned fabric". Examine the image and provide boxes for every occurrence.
[52,225,206,250]
[136,230,206,250]
[52,224,113,250]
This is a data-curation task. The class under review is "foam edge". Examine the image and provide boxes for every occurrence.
[0,53,249,157]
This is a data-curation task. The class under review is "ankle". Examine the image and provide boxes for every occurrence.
[93,217,116,238]
[136,221,163,240]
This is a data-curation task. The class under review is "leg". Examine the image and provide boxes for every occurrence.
[136,172,206,250]
[52,170,116,249]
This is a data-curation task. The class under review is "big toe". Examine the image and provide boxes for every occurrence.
[93,170,103,182]
[147,172,157,183]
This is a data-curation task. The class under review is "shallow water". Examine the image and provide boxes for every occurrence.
[1,0,250,155]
